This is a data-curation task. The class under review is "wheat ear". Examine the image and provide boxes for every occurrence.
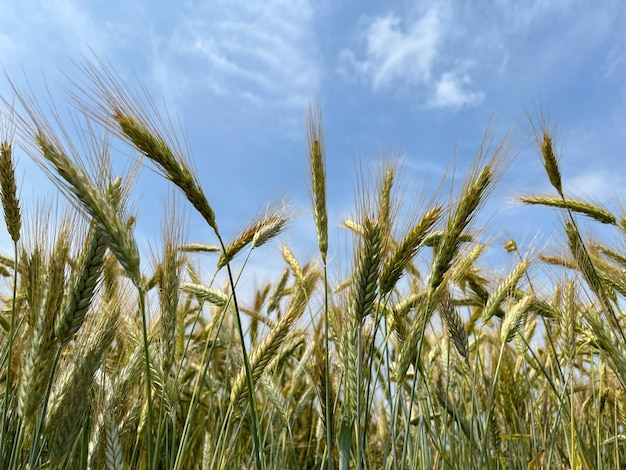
[306,102,328,262]
[113,112,218,232]
[182,283,230,307]
[520,195,616,225]
[541,132,562,195]
[439,291,470,366]
[55,223,106,345]
[380,205,442,296]
[35,132,141,288]
[482,260,530,322]
[217,208,289,269]
[46,302,119,466]
[525,108,563,196]
[0,141,21,242]
[352,217,382,321]
[159,240,180,375]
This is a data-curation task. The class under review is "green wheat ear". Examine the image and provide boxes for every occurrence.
[0,141,21,243]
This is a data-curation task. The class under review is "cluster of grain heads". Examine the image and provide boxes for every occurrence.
[4,62,626,469]
[393,128,514,386]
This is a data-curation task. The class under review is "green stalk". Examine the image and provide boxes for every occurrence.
[215,230,264,470]
[138,289,154,468]
[356,322,363,470]
[28,345,62,468]
[176,235,263,470]
[478,343,506,468]
[323,264,334,470]
[1,243,18,460]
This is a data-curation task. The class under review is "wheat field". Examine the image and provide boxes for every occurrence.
[0,62,625,470]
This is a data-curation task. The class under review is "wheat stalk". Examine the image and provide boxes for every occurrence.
[229,269,317,408]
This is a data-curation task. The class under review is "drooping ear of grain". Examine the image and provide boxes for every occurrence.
[565,222,616,322]
[520,195,616,225]
[55,177,125,345]
[36,132,141,288]
[113,112,219,234]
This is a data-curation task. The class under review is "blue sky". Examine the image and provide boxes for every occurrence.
[0,0,625,289]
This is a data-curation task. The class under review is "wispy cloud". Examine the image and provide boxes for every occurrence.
[344,7,442,89]
[0,0,113,62]
[567,170,623,202]
[338,0,625,110]
[338,3,482,110]
[160,0,321,109]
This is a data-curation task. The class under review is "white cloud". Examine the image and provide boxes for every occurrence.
[427,72,484,109]
[339,3,483,110]
[360,8,441,89]
[339,0,626,110]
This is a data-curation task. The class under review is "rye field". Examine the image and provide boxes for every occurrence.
[0,63,625,470]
